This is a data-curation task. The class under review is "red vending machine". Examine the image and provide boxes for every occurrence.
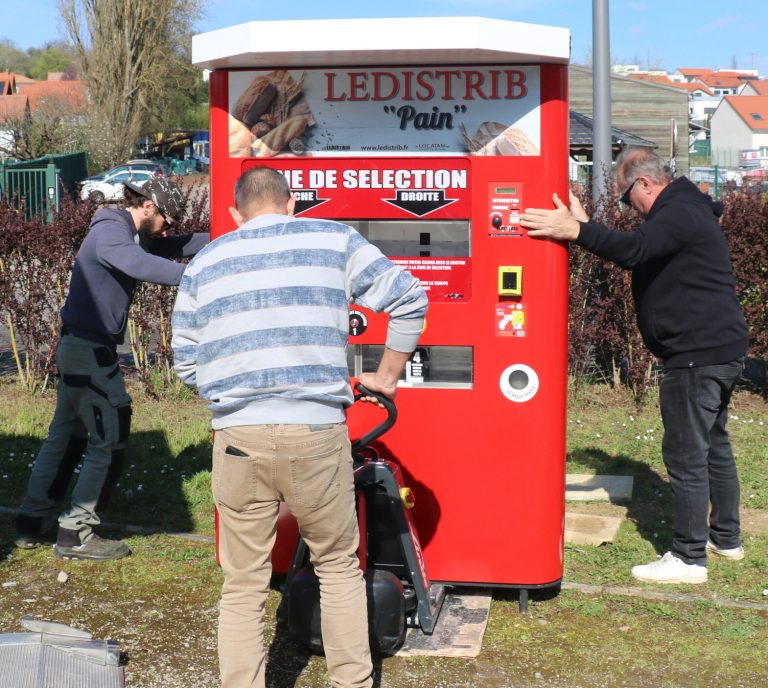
[193,16,571,599]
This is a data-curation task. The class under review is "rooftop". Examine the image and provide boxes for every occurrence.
[192,17,570,70]
[569,110,657,155]
[14,80,87,111]
[0,72,17,96]
[0,94,29,120]
[628,73,714,96]
[721,95,768,131]
[743,80,768,96]
[698,75,744,89]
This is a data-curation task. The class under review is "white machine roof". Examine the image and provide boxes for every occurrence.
[192,16,571,70]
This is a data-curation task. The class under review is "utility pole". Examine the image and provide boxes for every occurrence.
[592,0,612,209]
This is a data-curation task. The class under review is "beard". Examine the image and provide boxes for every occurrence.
[137,216,158,249]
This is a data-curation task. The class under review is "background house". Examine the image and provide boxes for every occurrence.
[0,72,88,161]
[710,95,768,169]
[692,72,745,97]
[741,80,768,97]
[0,72,18,96]
[673,68,758,89]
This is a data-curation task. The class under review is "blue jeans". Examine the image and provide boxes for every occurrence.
[659,359,744,565]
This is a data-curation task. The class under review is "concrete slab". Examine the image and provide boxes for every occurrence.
[565,474,634,502]
[565,511,623,545]
[397,589,491,658]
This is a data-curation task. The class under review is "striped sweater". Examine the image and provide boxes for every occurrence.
[171,213,428,429]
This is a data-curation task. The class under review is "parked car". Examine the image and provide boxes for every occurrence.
[80,159,165,186]
[79,168,156,203]
[124,159,166,175]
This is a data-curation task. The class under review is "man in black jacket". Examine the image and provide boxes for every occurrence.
[14,177,208,561]
[520,148,748,584]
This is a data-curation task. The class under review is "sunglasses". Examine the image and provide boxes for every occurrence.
[620,178,639,206]
[155,206,174,229]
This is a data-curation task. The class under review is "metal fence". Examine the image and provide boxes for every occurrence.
[0,163,57,221]
[0,152,87,221]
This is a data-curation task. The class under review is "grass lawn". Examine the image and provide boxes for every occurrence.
[1,376,766,687]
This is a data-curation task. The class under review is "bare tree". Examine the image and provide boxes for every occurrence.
[0,107,30,160]
[58,0,202,169]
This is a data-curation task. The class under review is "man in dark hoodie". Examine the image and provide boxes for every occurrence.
[520,148,748,584]
[14,177,208,561]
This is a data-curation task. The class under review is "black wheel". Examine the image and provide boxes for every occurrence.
[89,190,105,204]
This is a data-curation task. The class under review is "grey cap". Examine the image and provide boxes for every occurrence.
[123,177,186,221]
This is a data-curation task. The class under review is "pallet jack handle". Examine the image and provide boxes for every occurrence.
[351,382,398,453]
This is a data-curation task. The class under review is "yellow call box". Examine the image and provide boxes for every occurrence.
[498,266,523,296]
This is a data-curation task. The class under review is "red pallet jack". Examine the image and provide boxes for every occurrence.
[280,383,446,655]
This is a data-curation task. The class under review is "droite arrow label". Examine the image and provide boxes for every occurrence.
[292,190,331,215]
[382,189,458,217]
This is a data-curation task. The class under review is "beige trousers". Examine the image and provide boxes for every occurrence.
[212,423,373,688]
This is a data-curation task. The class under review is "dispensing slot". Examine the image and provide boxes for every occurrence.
[348,345,473,389]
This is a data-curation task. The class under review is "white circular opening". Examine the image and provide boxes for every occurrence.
[499,364,539,402]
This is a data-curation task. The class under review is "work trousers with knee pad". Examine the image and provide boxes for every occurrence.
[18,333,132,540]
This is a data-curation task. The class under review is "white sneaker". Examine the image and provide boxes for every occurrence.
[706,540,745,561]
[631,552,707,584]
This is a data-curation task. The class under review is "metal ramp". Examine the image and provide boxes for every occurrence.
[0,616,124,688]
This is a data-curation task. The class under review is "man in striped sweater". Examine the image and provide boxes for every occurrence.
[171,166,427,688]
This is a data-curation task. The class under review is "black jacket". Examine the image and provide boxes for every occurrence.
[575,176,748,368]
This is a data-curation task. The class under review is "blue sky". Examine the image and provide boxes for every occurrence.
[3,1,767,75]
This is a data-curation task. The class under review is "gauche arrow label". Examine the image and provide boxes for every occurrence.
[292,190,331,215]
